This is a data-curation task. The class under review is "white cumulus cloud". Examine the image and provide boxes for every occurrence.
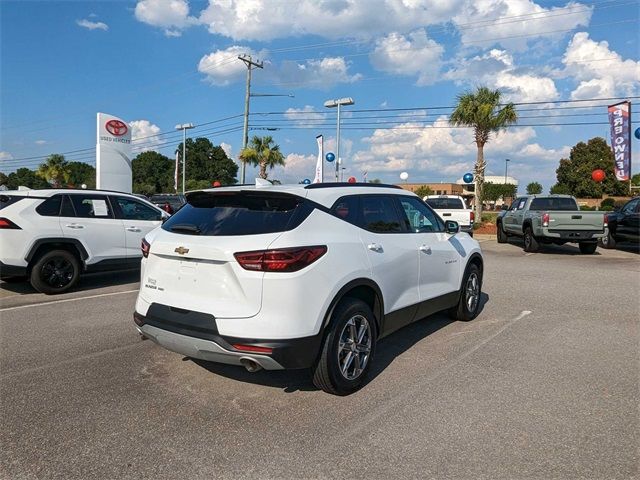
[198,46,263,86]
[76,19,109,31]
[130,120,162,151]
[369,29,444,86]
[0,151,14,161]
[452,0,592,51]
[134,0,195,37]
[561,32,640,99]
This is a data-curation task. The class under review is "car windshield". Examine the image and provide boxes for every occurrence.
[529,197,578,211]
[161,191,309,236]
[425,198,465,209]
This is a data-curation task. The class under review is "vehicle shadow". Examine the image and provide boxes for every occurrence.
[191,292,490,394]
[0,269,140,295]
[504,237,605,255]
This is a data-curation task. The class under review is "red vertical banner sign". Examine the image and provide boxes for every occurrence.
[608,101,631,181]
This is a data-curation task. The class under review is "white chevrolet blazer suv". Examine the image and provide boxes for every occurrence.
[0,189,167,294]
[133,183,484,395]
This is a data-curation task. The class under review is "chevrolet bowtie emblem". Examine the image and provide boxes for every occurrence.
[174,246,189,255]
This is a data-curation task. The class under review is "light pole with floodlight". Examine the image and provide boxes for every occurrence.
[504,158,510,185]
[175,123,195,194]
[324,97,354,182]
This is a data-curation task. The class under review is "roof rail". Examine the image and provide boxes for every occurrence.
[304,182,402,190]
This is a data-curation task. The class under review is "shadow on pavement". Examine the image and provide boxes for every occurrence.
[0,269,140,295]
[192,292,490,394]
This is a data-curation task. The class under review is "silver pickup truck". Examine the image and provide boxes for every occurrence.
[497,195,606,254]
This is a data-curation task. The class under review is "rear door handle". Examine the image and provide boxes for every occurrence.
[65,224,84,229]
[367,243,383,252]
[419,245,432,254]
[126,227,142,232]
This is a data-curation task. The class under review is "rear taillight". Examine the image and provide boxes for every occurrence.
[470,211,475,223]
[234,246,327,272]
[0,218,21,229]
[603,214,608,227]
[141,238,150,258]
[542,213,550,227]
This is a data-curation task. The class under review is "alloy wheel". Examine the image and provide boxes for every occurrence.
[337,315,372,381]
[465,272,480,312]
[40,257,74,289]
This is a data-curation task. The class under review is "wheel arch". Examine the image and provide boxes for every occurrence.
[25,238,88,270]
[522,219,533,233]
[322,278,384,337]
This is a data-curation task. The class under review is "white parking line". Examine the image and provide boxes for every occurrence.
[0,289,138,313]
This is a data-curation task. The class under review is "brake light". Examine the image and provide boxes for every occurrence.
[542,213,550,227]
[603,214,608,227]
[232,344,273,354]
[141,238,150,258]
[470,211,475,223]
[0,218,21,229]
[234,246,327,272]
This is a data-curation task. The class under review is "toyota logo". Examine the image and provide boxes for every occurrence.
[105,120,128,136]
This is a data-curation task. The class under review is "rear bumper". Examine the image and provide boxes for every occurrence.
[133,305,323,370]
[0,261,27,278]
[543,229,605,241]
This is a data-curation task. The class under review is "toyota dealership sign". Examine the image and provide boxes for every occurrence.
[97,113,132,192]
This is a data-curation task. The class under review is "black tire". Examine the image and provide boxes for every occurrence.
[312,298,377,395]
[29,249,80,295]
[449,263,482,321]
[523,227,540,253]
[599,229,616,249]
[579,242,597,254]
[496,221,508,243]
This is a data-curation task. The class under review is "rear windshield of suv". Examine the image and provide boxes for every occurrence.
[425,198,465,209]
[0,194,27,210]
[161,191,311,236]
[529,197,578,211]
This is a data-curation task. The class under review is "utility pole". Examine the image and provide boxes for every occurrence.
[175,123,194,194]
[239,54,263,184]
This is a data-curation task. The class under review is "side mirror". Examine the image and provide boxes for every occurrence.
[445,220,460,234]
[501,204,509,211]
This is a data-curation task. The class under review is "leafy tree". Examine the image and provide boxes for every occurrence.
[185,179,213,190]
[550,137,627,198]
[549,183,571,195]
[239,135,285,180]
[67,162,96,188]
[0,172,8,187]
[37,154,70,187]
[368,178,382,184]
[482,183,517,203]
[7,168,49,189]
[526,182,543,194]
[631,173,640,186]
[132,151,175,194]
[178,138,238,185]
[414,185,434,198]
[450,87,518,219]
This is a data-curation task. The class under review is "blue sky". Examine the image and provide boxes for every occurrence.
[1,0,639,191]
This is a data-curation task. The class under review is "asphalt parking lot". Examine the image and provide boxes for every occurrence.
[1,239,638,479]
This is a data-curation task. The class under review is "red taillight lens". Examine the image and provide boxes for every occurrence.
[0,218,21,229]
[234,246,327,272]
[603,214,608,227]
[232,344,273,354]
[542,213,550,227]
[141,238,150,258]
[470,211,475,223]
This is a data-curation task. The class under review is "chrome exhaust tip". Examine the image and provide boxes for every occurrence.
[240,357,263,372]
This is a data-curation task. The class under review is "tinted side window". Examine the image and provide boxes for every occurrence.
[35,195,62,216]
[60,195,75,217]
[0,195,26,210]
[115,197,161,221]
[358,195,403,233]
[69,195,113,219]
[398,196,443,233]
[330,195,361,225]
[623,198,639,213]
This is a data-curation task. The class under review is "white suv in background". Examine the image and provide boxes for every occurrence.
[134,183,484,395]
[0,189,167,294]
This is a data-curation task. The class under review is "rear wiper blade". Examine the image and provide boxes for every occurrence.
[170,224,201,235]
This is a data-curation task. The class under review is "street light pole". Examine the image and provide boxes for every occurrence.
[504,158,511,184]
[175,123,194,194]
[324,97,354,182]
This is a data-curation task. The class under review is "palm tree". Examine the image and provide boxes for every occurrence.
[450,87,518,218]
[239,136,285,180]
[37,154,70,188]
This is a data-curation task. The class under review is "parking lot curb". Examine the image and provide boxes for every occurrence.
[474,234,496,240]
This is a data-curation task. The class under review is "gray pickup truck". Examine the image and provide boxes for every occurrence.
[497,195,606,254]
